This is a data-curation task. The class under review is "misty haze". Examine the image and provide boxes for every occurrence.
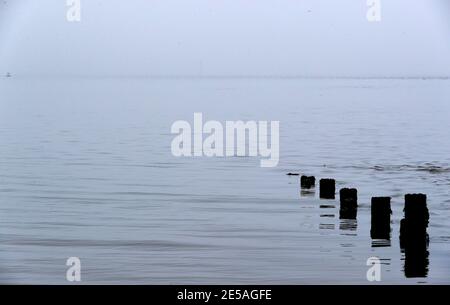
[0,0,449,285]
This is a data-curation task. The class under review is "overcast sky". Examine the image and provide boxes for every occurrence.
[0,0,449,77]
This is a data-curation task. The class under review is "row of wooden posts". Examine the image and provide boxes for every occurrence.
[297,175,430,278]
[299,175,429,243]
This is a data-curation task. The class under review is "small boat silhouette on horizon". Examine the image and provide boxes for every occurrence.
[5,72,11,78]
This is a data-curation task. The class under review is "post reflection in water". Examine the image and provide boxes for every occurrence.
[339,219,358,236]
[371,239,391,247]
[319,203,336,231]
[400,219,430,278]
[301,189,315,197]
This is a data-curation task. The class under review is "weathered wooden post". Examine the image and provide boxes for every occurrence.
[300,175,315,189]
[320,178,335,199]
[400,193,430,278]
[370,197,391,240]
[404,194,429,228]
[400,194,429,245]
[339,188,357,219]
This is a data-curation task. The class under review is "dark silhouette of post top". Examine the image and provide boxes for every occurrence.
[371,197,391,241]
[400,193,429,278]
[301,175,315,189]
[339,188,357,219]
[320,179,335,199]
[404,194,429,228]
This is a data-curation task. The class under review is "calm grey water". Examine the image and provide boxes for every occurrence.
[0,77,449,284]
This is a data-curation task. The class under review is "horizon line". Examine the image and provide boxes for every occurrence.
[3,74,450,80]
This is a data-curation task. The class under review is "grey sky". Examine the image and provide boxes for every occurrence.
[0,0,449,77]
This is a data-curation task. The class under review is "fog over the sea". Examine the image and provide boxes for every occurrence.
[0,0,449,77]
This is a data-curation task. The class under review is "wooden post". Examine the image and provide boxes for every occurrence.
[400,193,429,278]
[300,175,315,189]
[320,179,335,199]
[370,197,391,240]
[339,188,357,219]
